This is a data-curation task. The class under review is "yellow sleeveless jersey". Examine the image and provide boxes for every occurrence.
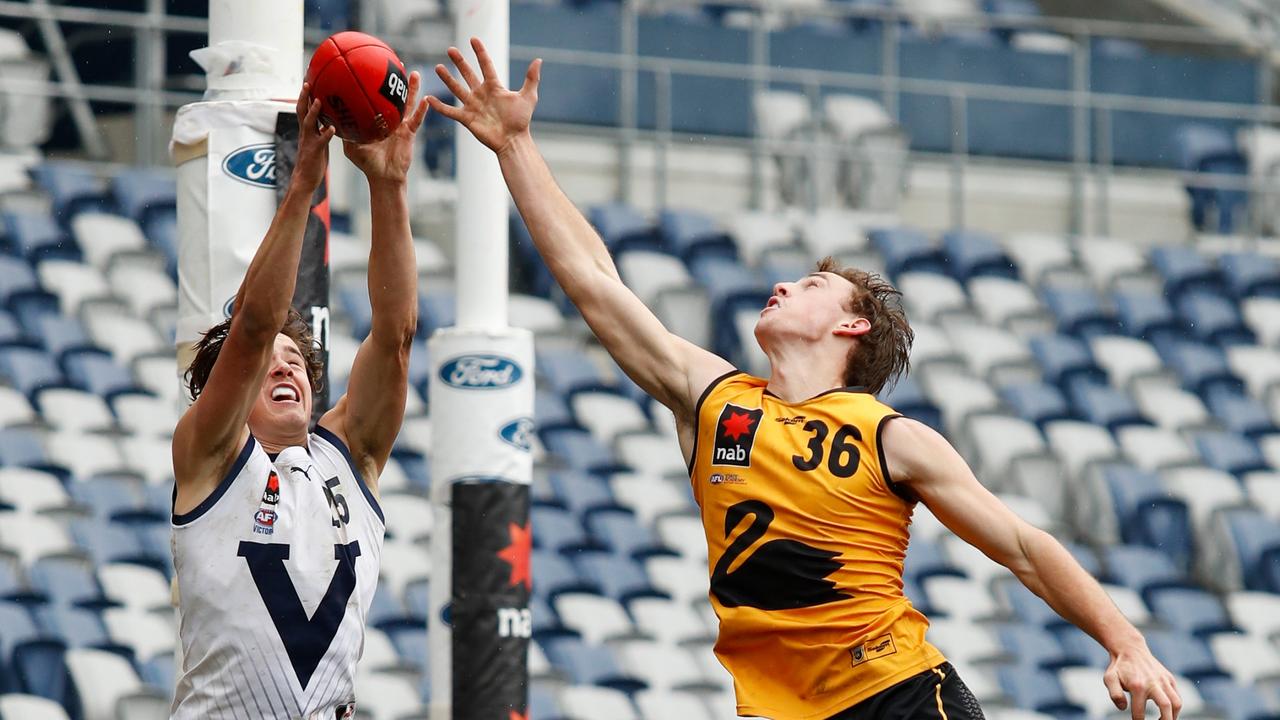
[689,372,945,720]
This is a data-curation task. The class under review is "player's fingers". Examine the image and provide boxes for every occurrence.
[1148,685,1174,720]
[519,58,542,99]
[404,70,421,111]
[426,95,465,123]
[1130,685,1149,720]
[296,82,310,118]
[435,63,470,104]
[1104,670,1127,710]
[1165,678,1183,720]
[408,97,430,133]
[303,98,323,134]
[472,37,500,83]
[448,46,482,90]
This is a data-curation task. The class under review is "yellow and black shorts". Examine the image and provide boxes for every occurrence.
[827,663,985,720]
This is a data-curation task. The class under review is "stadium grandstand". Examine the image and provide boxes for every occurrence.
[0,0,1278,719]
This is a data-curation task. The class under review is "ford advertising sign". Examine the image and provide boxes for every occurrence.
[439,354,523,390]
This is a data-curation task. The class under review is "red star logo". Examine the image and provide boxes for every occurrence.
[508,710,529,720]
[496,521,532,590]
[721,411,756,441]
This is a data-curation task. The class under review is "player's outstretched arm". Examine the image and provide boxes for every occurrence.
[428,39,733,430]
[319,73,430,491]
[174,86,334,492]
[881,417,1182,720]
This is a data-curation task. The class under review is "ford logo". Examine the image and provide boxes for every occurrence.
[498,417,534,451]
[222,143,276,188]
[439,354,522,390]
[222,295,235,318]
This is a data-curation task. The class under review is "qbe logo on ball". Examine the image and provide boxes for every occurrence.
[439,354,523,390]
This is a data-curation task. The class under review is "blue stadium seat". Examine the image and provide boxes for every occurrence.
[941,229,1018,282]
[336,281,372,340]
[585,510,673,560]
[1068,383,1147,432]
[902,537,966,586]
[589,203,660,254]
[532,504,592,554]
[1174,124,1248,234]
[1143,628,1228,680]
[534,389,576,433]
[138,652,175,698]
[869,227,947,279]
[1028,334,1107,392]
[1002,581,1065,629]
[879,376,944,433]
[0,555,24,599]
[537,347,620,396]
[1051,625,1111,670]
[384,625,428,673]
[390,449,428,494]
[1040,285,1118,339]
[30,162,108,219]
[1150,246,1227,301]
[530,684,559,720]
[69,519,146,568]
[549,472,618,516]
[406,338,431,390]
[659,208,736,264]
[0,256,38,305]
[573,550,660,602]
[37,605,109,650]
[61,351,139,399]
[1102,545,1186,597]
[143,209,177,275]
[1113,289,1184,345]
[1221,509,1280,593]
[1001,383,1073,429]
[8,291,60,342]
[111,168,176,225]
[418,290,456,338]
[1156,340,1244,398]
[0,310,23,345]
[1194,431,1268,477]
[541,635,643,692]
[531,550,595,599]
[1195,678,1277,720]
[1175,293,1255,346]
[33,315,94,361]
[539,429,627,475]
[2,212,79,262]
[368,580,416,632]
[1063,542,1102,579]
[996,623,1077,670]
[11,640,73,709]
[995,665,1086,717]
[0,427,50,469]
[1145,587,1236,638]
[28,558,108,610]
[530,592,561,638]
[1204,390,1277,438]
[1219,252,1280,299]
[0,346,65,399]
[509,211,554,299]
[404,579,429,621]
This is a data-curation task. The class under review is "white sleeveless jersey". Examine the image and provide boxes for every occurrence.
[171,426,385,720]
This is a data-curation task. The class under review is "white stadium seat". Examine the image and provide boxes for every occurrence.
[1090,336,1170,392]
[610,474,692,526]
[1075,236,1149,291]
[629,596,713,647]
[0,467,72,515]
[571,391,650,445]
[37,259,112,315]
[0,511,79,565]
[553,593,636,645]
[65,648,144,720]
[38,389,116,434]
[102,607,175,662]
[70,213,147,269]
[1116,425,1199,471]
[353,671,424,720]
[1132,384,1213,432]
[99,563,171,614]
[559,685,639,720]
[0,694,71,720]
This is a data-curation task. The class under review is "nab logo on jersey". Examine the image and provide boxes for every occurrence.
[712,404,763,468]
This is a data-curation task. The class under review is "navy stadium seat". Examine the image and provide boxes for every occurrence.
[1194,431,1268,477]
[541,635,643,692]
[0,256,39,304]
[1068,383,1147,432]
[70,477,149,522]
[534,389,576,433]
[530,592,561,638]
[589,203,660,254]
[660,208,736,264]
[537,347,619,396]
[1145,587,1236,637]
[61,351,139,399]
[0,310,23,345]
[69,519,146,568]
[1204,390,1277,438]
[996,623,1077,670]
[1143,628,1228,680]
[368,580,416,631]
[573,550,660,602]
[111,168,176,225]
[995,665,1086,717]
[37,605,109,651]
[143,209,178,274]
[1195,678,1277,720]
[1219,252,1280,299]
[902,537,966,586]
[0,346,65,399]
[30,162,108,218]
[1002,580,1064,629]
[418,290,456,338]
[1103,544,1187,597]
[531,504,592,554]
[1176,293,1255,346]
[1001,382,1073,428]
[531,549,595,599]
[404,579,429,621]
[585,510,673,560]
[1113,289,1184,345]
[539,428,627,475]
[879,376,943,433]
[2,212,78,262]
[869,227,947,279]
[12,640,73,709]
[0,427,50,469]
[9,291,61,339]
[1040,285,1118,338]
[941,229,1017,282]
[1063,542,1102,579]
[509,211,553,299]
[1151,246,1227,300]
[336,281,372,340]
[1156,340,1244,398]
[1175,124,1248,233]
[1220,509,1280,593]
[33,315,94,361]
[384,624,428,672]
[28,558,108,610]
[1028,334,1107,392]
[1051,625,1111,670]
[548,472,618,516]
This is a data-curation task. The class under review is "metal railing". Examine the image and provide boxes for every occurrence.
[1,0,1277,237]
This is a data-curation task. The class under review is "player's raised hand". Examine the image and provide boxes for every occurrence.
[294,82,336,191]
[1104,642,1182,720]
[343,70,430,185]
[428,37,541,156]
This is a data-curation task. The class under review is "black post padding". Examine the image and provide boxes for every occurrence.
[273,112,331,424]
[452,479,531,720]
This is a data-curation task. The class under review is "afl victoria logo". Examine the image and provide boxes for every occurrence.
[440,355,522,390]
[499,417,534,451]
[222,143,277,188]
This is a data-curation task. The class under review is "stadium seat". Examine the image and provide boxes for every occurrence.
[634,688,716,720]
[1044,420,1118,482]
[29,557,108,609]
[1145,628,1228,680]
[0,513,77,566]
[943,322,1036,387]
[965,415,1056,500]
[0,346,65,400]
[1150,245,1227,300]
[660,208,736,264]
[101,608,173,662]
[1160,467,1249,536]
[1175,124,1249,233]
[869,227,947,278]
[1176,292,1256,346]
[1242,297,1280,347]
[0,468,72,516]
[643,555,707,607]
[1220,251,1280,299]
[0,693,71,720]
[31,162,107,219]
[1195,431,1268,477]
[97,564,169,615]
[1157,340,1244,399]
[586,510,671,560]
[1207,631,1280,687]
[1218,509,1280,593]
[967,276,1049,333]
[2,212,77,262]
[353,672,424,720]
[995,666,1085,717]
[925,618,1005,667]
[627,596,711,647]
[941,229,1017,282]
[1146,587,1235,637]
[10,641,72,712]
[1196,677,1276,720]
[37,388,115,434]
[999,232,1075,286]
[70,519,147,568]
[542,636,642,692]
[1075,236,1148,291]
[996,623,1076,670]
[1204,390,1276,438]
[1132,384,1212,433]
[553,593,635,645]
[558,684,640,720]
[1067,382,1147,432]
[1115,425,1198,472]
[920,371,1002,436]
[1103,544,1187,597]
[69,214,146,270]
[1225,590,1280,640]
[81,310,164,366]
[110,167,175,225]
[1112,289,1184,345]
[897,272,971,324]
[590,203,659,254]
[1028,334,1106,393]
[1039,285,1118,338]
[569,392,650,445]
[532,504,591,555]
[921,577,1001,623]
[1225,344,1280,401]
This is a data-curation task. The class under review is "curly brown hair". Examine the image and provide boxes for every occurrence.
[815,257,914,396]
[185,307,325,402]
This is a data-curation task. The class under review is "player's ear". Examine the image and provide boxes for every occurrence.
[833,317,870,338]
